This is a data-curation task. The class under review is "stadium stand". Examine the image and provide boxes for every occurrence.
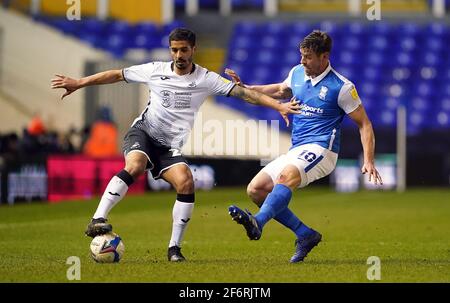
[33,16,185,58]
[217,20,450,134]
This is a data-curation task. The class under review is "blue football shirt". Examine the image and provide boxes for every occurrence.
[284,63,361,153]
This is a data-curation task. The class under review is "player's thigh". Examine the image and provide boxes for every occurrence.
[260,154,288,185]
[276,164,302,189]
[123,127,154,171]
[161,162,194,193]
[286,144,338,188]
[248,170,275,192]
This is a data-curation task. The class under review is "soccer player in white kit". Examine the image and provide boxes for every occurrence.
[51,28,300,262]
[225,30,383,263]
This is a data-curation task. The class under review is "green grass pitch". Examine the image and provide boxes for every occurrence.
[0,187,449,282]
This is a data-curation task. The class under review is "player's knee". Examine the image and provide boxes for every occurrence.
[174,175,194,194]
[246,184,265,207]
[276,172,301,190]
[124,159,146,179]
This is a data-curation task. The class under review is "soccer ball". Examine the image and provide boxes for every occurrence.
[90,232,125,263]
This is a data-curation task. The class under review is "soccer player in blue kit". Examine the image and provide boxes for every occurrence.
[225,30,383,263]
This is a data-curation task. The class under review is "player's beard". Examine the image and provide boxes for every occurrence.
[175,57,192,70]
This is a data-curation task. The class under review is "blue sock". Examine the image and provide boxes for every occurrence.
[274,208,314,239]
[255,184,292,229]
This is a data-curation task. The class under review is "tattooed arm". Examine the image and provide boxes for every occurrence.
[229,85,299,126]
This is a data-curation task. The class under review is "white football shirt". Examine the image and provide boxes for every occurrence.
[123,61,235,149]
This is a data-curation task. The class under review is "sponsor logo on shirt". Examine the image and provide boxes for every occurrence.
[160,90,192,109]
[299,103,324,116]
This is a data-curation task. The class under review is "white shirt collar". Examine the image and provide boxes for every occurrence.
[304,62,332,86]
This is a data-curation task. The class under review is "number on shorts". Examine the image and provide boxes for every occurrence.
[298,150,317,163]
[170,149,181,157]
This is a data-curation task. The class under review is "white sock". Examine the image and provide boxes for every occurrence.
[169,200,194,248]
[93,176,129,219]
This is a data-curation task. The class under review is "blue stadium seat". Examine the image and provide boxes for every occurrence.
[407,110,428,134]
[108,20,132,36]
[230,35,255,50]
[424,36,444,52]
[362,66,382,82]
[261,21,287,36]
[163,20,185,34]
[340,35,365,52]
[365,50,385,67]
[51,18,80,36]
[282,49,300,66]
[397,22,422,37]
[425,22,449,38]
[319,20,342,38]
[289,22,315,37]
[367,21,393,37]
[232,0,264,9]
[78,33,99,48]
[440,83,450,97]
[359,82,379,100]
[414,81,435,99]
[174,0,218,9]
[417,66,438,81]
[368,35,390,51]
[336,50,354,65]
[342,21,366,36]
[134,22,159,36]
[438,98,450,111]
[397,36,418,52]
[286,34,305,49]
[260,36,281,50]
[382,98,401,111]
[255,50,276,65]
[234,21,261,36]
[132,33,163,50]
[431,110,450,129]
[373,109,397,127]
[79,18,106,37]
[410,97,428,111]
[421,51,441,66]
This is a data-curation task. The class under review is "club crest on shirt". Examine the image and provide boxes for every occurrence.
[161,90,174,108]
[188,81,197,88]
[319,86,328,100]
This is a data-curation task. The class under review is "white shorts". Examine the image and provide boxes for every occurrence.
[261,143,338,188]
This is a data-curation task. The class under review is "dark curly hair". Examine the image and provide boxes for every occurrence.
[299,30,332,55]
[169,28,196,47]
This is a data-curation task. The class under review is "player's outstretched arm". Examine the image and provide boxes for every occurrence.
[348,105,383,185]
[51,69,124,100]
[229,84,300,127]
[225,68,292,99]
